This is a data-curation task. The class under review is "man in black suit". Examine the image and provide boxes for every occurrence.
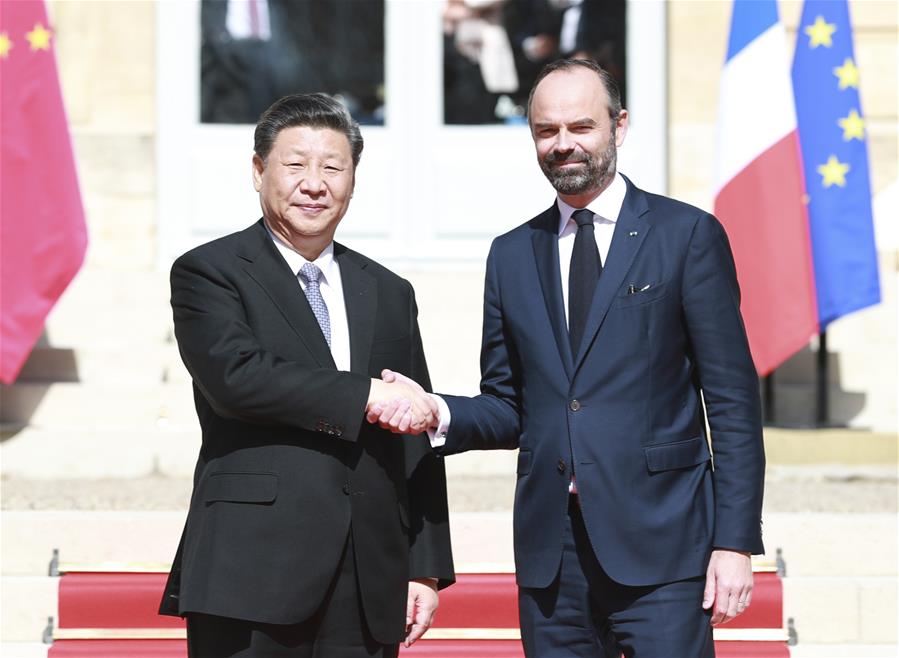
[372,60,765,657]
[159,93,454,657]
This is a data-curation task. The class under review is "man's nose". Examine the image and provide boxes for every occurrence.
[299,169,325,195]
[553,130,574,154]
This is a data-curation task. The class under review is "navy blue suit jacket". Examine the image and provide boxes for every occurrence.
[442,177,765,589]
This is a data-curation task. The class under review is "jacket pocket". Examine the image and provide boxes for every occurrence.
[643,437,711,473]
[203,472,278,504]
[613,282,668,308]
[517,449,532,475]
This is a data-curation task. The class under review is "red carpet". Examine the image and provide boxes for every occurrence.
[49,569,789,657]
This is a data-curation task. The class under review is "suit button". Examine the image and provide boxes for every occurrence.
[342,484,351,495]
[569,399,581,411]
[558,459,567,474]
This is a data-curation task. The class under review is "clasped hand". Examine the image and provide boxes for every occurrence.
[366,369,437,434]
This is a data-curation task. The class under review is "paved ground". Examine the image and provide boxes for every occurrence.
[2,465,895,513]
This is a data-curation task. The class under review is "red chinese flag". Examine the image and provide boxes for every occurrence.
[1,0,86,383]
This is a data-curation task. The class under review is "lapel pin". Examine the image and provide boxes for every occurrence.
[629,231,638,237]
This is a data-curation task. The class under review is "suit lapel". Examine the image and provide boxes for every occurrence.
[572,179,652,375]
[237,220,336,368]
[530,206,574,379]
[334,244,377,375]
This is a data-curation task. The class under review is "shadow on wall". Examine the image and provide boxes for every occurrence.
[761,345,866,429]
[0,331,78,441]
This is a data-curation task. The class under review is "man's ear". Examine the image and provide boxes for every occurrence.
[615,110,629,147]
[252,154,265,192]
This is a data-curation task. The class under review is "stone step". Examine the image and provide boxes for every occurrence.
[785,577,898,645]
[1,424,895,481]
[1,511,895,645]
[762,514,897,578]
[0,644,48,658]
[14,344,185,387]
[1,576,58,643]
[789,645,899,657]
[0,381,197,429]
[0,428,199,480]
[2,511,894,578]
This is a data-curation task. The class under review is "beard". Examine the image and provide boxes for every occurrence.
[539,131,617,195]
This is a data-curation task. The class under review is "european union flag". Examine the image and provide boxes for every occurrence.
[792,0,880,328]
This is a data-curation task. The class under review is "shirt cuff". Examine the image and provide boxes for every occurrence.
[426,394,450,448]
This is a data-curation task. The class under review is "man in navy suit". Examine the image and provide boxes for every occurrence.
[371,59,765,657]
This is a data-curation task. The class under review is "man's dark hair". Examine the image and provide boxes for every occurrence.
[527,59,622,124]
[254,93,364,167]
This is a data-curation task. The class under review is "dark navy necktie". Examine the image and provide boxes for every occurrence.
[568,209,601,355]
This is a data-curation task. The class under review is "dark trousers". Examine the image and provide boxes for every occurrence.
[518,496,715,658]
[186,532,399,658]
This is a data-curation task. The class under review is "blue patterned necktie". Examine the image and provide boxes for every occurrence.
[298,262,331,348]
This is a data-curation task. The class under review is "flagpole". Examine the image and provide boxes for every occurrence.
[816,330,829,426]
[763,373,775,425]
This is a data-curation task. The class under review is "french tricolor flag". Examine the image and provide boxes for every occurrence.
[714,0,818,376]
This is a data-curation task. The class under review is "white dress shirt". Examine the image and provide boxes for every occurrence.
[266,226,351,372]
[429,173,628,455]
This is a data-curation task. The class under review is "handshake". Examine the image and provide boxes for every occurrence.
[366,369,438,434]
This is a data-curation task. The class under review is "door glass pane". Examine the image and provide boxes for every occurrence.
[200,0,385,125]
[443,0,626,125]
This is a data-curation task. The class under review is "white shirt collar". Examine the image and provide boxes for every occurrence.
[264,222,339,284]
[556,171,627,236]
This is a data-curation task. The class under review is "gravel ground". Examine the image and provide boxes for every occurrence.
[2,466,895,513]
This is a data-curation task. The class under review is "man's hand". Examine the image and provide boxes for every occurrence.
[404,578,439,647]
[367,375,437,434]
[703,549,753,625]
[366,370,437,434]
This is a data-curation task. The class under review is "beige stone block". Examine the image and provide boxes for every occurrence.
[80,195,156,270]
[0,576,58,642]
[784,577,862,642]
[860,579,899,643]
[668,122,717,210]
[790,644,899,657]
[46,267,172,350]
[444,449,518,478]
[0,511,185,575]
[49,0,155,130]
[403,269,485,395]
[0,382,199,431]
[868,123,898,195]
[0,426,199,479]
[763,513,897,577]
[668,1,729,124]
[857,35,899,120]
[0,644,49,658]
[780,0,899,31]
[71,130,155,198]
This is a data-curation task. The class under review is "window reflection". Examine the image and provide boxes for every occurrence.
[444,0,626,125]
[201,0,385,125]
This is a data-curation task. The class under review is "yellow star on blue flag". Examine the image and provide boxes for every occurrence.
[792,0,879,327]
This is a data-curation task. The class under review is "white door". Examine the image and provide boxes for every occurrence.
[156,0,667,269]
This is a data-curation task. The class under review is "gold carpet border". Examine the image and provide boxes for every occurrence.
[58,557,777,575]
[53,627,788,642]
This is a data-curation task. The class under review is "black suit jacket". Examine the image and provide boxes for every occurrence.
[442,177,765,589]
[159,220,454,643]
